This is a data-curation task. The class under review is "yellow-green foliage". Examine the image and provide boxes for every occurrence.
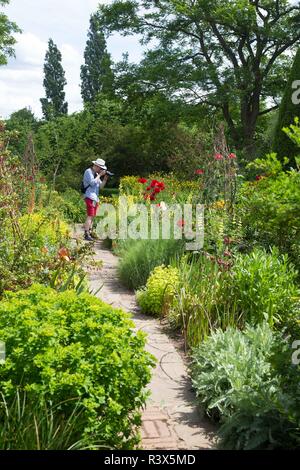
[19,212,69,248]
[136,265,179,316]
[119,176,143,197]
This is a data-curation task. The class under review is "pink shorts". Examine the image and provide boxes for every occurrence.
[85,198,99,217]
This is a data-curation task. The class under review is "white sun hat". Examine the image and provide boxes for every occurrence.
[92,158,107,170]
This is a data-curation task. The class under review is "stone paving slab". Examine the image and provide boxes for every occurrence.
[74,229,216,450]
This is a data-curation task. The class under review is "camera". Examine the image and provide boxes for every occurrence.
[105,170,114,177]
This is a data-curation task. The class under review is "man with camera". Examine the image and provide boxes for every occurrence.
[82,158,112,241]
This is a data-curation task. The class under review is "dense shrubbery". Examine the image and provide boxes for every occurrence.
[0,284,155,449]
[117,238,185,290]
[230,248,299,327]
[192,324,300,449]
[114,147,300,449]
[147,249,299,347]
[239,154,300,271]
[0,208,89,296]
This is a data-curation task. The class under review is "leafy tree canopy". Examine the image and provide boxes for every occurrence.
[98,0,300,154]
[273,47,300,166]
[0,0,21,65]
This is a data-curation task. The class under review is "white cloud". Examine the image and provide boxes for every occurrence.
[0,0,143,119]
[14,32,47,66]
[0,32,83,118]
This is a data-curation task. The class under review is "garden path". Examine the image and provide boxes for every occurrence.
[74,228,216,450]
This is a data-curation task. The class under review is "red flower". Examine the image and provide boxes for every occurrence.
[138,178,147,184]
[256,175,262,181]
[228,153,236,159]
[195,169,204,175]
[150,193,156,201]
[146,186,152,191]
[154,187,161,193]
[144,194,150,200]
[157,182,165,190]
[215,153,223,160]
[150,180,160,188]
[177,219,185,228]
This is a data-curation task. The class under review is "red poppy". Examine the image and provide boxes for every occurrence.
[215,153,223,160]
[138,178,147,184]
[154,187,161,193]
[157,182,165,190]
[195,169,204,175]
[228,153,236,159]
[150,193,156,201]
[146,186,152,191]
[256,175,262,181]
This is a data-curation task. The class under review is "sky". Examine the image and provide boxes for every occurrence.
[0,0,143,119]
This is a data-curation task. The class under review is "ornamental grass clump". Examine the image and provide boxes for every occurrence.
[136,265,179,316]
[117,238,185,290]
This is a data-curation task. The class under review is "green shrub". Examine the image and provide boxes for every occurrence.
[19,212,69,249]
[0,284,155,449]
[136,265,179,316]
[117,238,185,290]
[60,189,86,223]
[192,323,275,420]
[0,209,89,297]
[39,188,86,223]
[231,248,299,327]
[192,324,300,449]
[239,154,300,271]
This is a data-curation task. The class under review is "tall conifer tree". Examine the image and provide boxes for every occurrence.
[81,13,114,104]
[40,39,68,120]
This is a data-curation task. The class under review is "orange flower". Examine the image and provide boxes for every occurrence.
[58,247,70,262]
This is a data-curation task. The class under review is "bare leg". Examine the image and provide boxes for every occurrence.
[84,216,93,233]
